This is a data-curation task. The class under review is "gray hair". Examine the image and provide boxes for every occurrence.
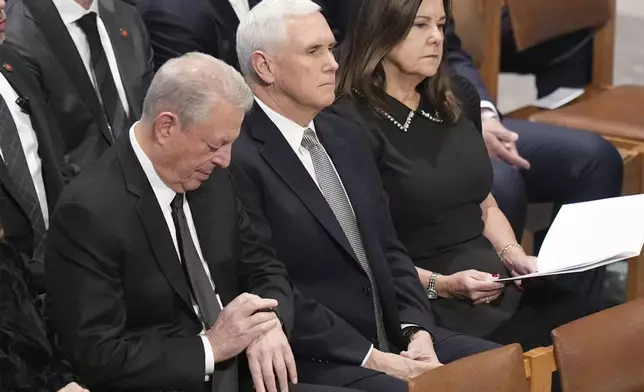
[236,0,322,81]
[142,52,253,128]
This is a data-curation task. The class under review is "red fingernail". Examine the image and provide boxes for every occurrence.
[493,274,500,278]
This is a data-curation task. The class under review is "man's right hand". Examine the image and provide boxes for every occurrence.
[206,293,280,362]
[481,116,531,170]
[363,349,441,381]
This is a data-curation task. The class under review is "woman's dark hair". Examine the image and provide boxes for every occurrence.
[336,0,460,123]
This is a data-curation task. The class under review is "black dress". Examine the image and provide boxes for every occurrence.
[330,75,593,350]
[0,242,76,392]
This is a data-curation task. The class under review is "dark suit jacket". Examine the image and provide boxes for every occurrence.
[230,106,435,372]
[45,134,294,392]
[0,44,65,292]
[137,0,243,70]
[5,0,154,176]
[444,18,495,104]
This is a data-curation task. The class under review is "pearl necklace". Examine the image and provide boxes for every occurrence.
[352,89,443,133]
[376,108,442,133]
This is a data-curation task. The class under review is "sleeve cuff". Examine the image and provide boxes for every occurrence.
[200,334,215,380]
[360,344,374,366]
[480,100,499,117]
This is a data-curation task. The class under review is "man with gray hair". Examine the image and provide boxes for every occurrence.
[232,1,499,391]
[46,52,355,392]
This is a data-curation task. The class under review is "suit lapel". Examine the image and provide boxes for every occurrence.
[116,136,195,316]
[22,0,112,144]
[205,0,240,34]
[0,45,65,211]
[246,106,358,262]
[98,0,138,117]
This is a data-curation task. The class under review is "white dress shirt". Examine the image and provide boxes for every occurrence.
[52,0,130,116]
[229,0,250,20]
[129,124,219,379]
[0,74,49,227]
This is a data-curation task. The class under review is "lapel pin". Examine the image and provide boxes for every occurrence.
[120,28,129,39]
[3,63,13,73]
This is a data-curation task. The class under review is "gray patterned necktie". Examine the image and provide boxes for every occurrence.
[0,95,47,263]
[301,128,389,352]
[170,194,237,392]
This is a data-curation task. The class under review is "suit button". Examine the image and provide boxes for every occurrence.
[362,286,371,296]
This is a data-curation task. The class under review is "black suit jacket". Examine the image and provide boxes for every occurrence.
[444,18,495,104]
[5,0,154,176]
[231,106,435,370]
[45,134,294,392]
[137,0,243,71]
[0,44,65,292]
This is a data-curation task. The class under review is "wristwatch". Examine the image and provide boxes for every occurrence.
[402,326,425,345]
[426,273,439,299]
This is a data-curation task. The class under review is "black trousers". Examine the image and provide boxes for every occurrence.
[296,328,499,392]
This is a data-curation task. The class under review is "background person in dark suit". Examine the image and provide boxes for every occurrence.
[0,1,66,294]
[136,0,260,71]
[5,0,154,177]
[231,1,498,391]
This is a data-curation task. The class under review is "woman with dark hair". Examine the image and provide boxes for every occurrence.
[331,0,594,350]
[0,226,88,392]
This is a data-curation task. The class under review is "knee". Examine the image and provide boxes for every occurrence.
[573,133,623,193]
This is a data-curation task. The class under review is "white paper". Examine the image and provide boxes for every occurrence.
[497,195,644,282]
[532,87,585,110]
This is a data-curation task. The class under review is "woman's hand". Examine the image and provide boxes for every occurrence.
[502,247,538,288]
[436,270,505,305]
[58,382,89,392]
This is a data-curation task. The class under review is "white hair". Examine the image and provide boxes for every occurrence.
[142,52,253,128]
[236,0,322,81]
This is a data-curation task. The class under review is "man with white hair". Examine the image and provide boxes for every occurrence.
[46,52,355,392]
[231,1,499,391]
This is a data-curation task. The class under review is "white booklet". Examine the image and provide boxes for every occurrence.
[532,87,585,110]
[498,194,644,282]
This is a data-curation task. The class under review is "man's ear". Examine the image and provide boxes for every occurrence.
[252,50,277,85]
[153,112,179,146]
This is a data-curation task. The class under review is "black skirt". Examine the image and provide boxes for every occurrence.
[417,236,594,350]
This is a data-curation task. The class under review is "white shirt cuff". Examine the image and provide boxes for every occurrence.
[401,323,418,330]
[360,344,374,366]
[200,334,215,381]
[480,100,499,117]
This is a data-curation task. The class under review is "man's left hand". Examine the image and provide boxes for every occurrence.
[400,330,443,366]
[246,318,297,392]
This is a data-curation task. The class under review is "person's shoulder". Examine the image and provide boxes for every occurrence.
[449,73,481,104]
[55,151,124,215]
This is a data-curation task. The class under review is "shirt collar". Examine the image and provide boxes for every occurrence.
[254,96,316,153]
[52,0,100,26]
[129,122,177,209]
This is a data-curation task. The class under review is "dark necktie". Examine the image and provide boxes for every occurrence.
[76,12,129,140]
[170,194,237,392]
[248,0,260,8]
[0,95,47,263]
[301,128,390,352]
